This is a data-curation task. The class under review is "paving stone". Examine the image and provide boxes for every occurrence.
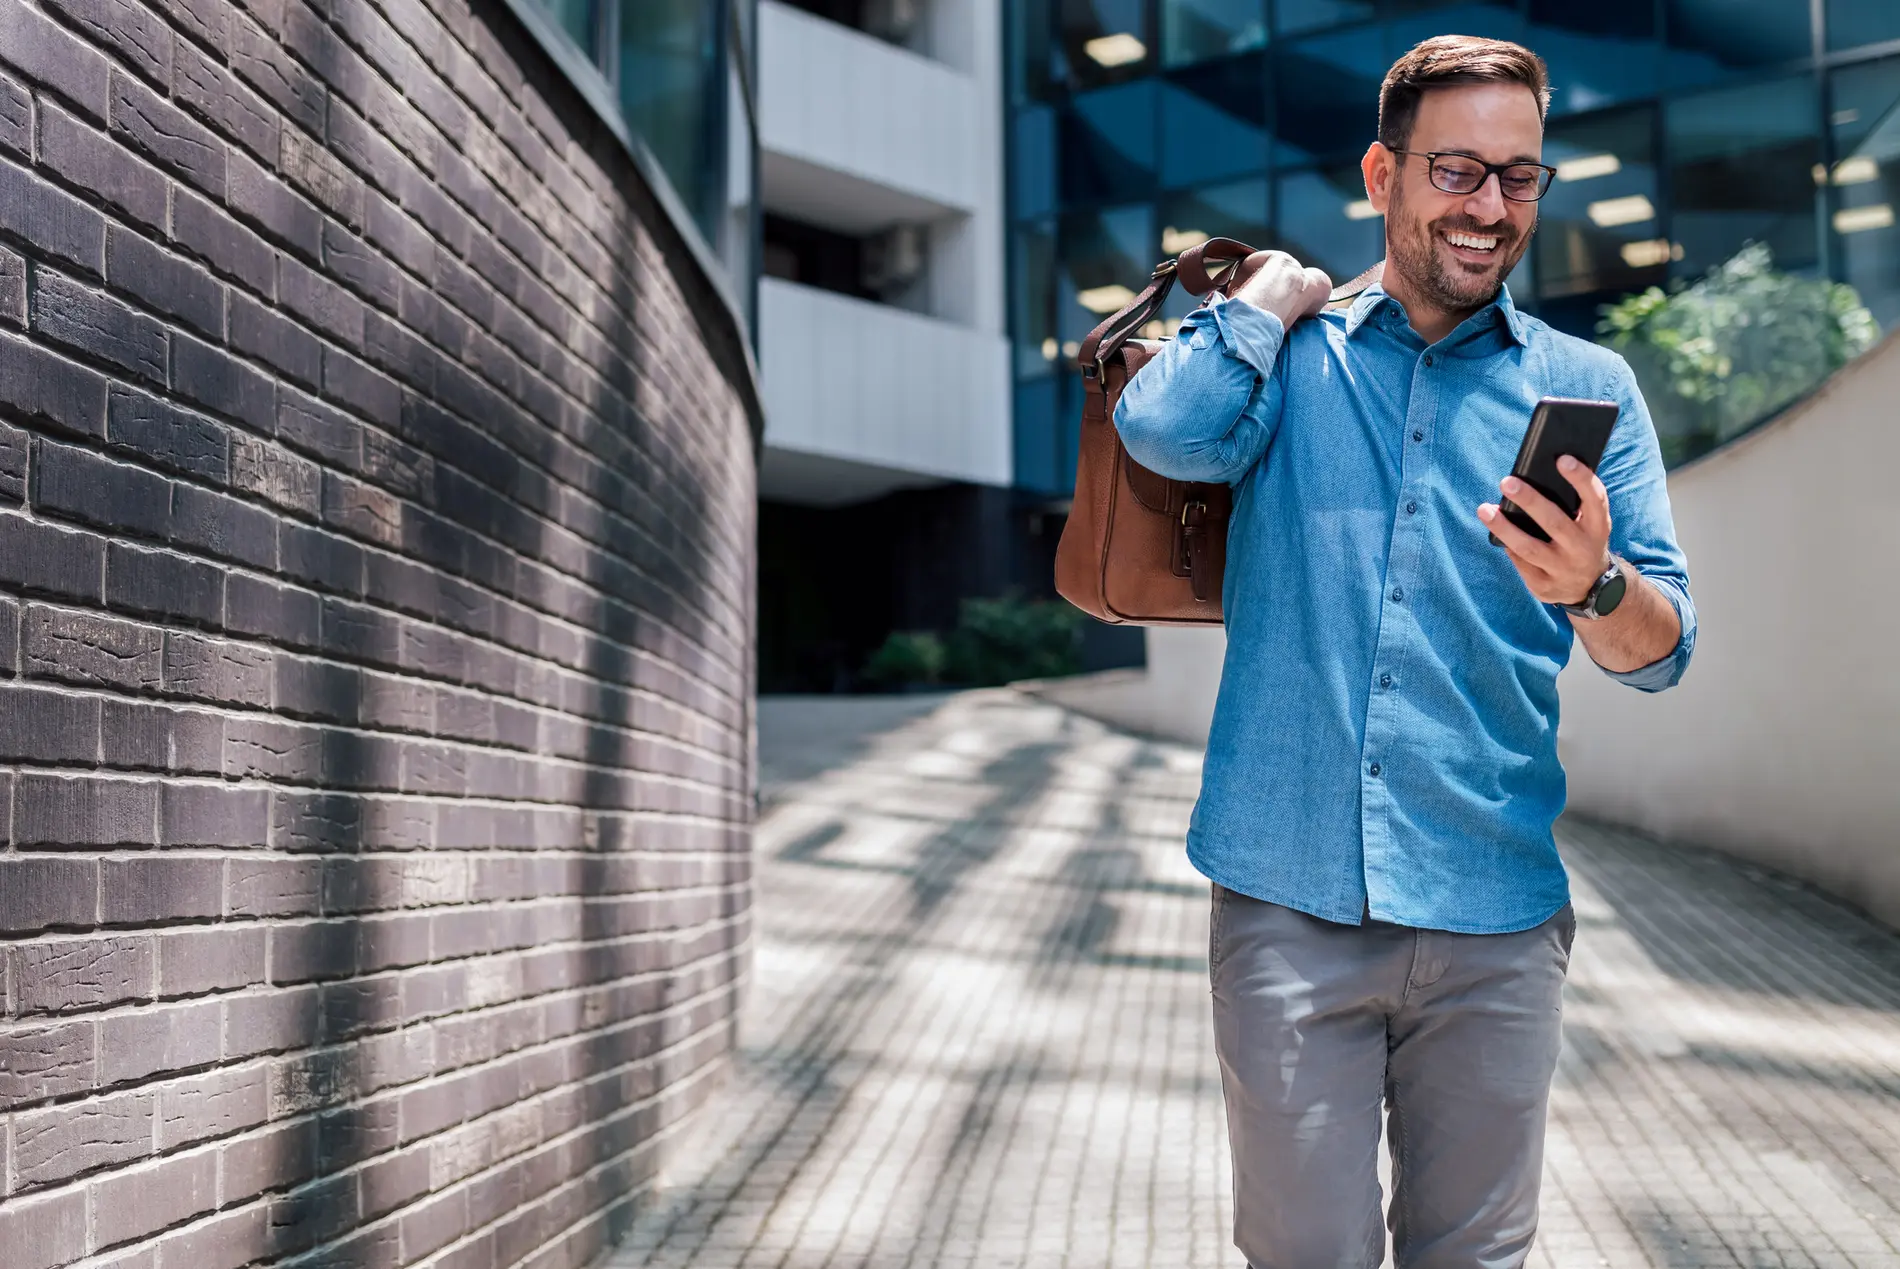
[608,690,1900,1269]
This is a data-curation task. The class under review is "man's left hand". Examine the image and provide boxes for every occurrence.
[1477,456,1612,606]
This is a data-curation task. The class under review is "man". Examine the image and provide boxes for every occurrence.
[1114,35,1696,1269]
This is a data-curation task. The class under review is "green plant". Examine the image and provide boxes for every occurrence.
[1597,243,1880,464]
[942,594,1084,687]
[861,630,946,689]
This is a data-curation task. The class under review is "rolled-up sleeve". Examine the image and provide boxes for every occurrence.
[1113,297,1287,486]
[1595,356,1697,692]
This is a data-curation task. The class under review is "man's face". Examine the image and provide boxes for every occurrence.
[1368,82,1544,314]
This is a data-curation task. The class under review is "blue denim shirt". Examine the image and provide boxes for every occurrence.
[1115,284,1695,934]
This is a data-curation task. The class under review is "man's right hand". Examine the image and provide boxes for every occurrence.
[1228,251,1333,330]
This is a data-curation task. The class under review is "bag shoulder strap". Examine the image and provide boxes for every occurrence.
[1325,260,1385,310]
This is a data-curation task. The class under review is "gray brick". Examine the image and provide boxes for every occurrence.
[274,653,359,722]
[0,243,23,327]
[0,0,112,123]
[277,385,360,467]
[109,69,226,199]
[0,513,105,601]
[160,780,268,847]
[280,253,365,350]
[282,125,364,228]
[35,100,169,233]
[153,924,263,1005]
[224,981,319,1055]
[0,330,109,438]
[22,604,163,691]
[100,855,222,923]
[270,790,360,852]
[224,572,319,644]
[107,541,226,626]
[106,225,227,339]
[220,1115,316,1202]
[30,269,168,383]
[106,387,231,482]
[0,857,97,934]
[323,471,401,546]
[12,934,153,1012]
[95,998,219,1084]
[0,682,101,760]
[11,1088,154,1186]
[163,630,273,705]
[227,146,320,259]
[171,331,274,432]
[172,185,275,296]
[229,9,324,134]
[230,433,321,514]
[151,0,228,56]
[153,1204,268,1269]
[45,0,175,89]
[322,345,400,425]
[172,483,279,569]
[0,1020,96,1106]
[89,1149,218,1249]
[172,36,276,162]
[156,1064,268,1147]
[101,698,224,773]
[0,1187,88,1269]
[0,592,17,669]
[282,523,366,595]
[0,67,31,159]
[225,857,321,917]
[269,918,358,984]
[229,289,321,387]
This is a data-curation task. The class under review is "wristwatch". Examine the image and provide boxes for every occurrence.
[1560,555,1631,620]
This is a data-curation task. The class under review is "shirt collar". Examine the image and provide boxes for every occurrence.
[1343,280,1530,348]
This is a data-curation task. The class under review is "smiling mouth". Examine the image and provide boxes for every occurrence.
[1442,229,1502,254]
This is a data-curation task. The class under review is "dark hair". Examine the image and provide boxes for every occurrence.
[1378,35,1550,151]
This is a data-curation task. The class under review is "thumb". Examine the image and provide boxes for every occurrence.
[1302,267,1334,315]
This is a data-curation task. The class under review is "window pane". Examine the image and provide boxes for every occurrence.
[1161,0,1266,67]
[619,0,727,237]
[1059,0,1154,90]
[1014,377,1066,497]
[1831,57,1900,333]
[1058,204,1156,344]
[540,0,599,58]
[1381,3,1524,60]
[1535,107,1665,305]
[1014,0,1059,102]
[1159,54,1268,187]
[1015,106,1058,221]
[1014,222,1061,379]
[1272,24,1382,166]
[1667,75,1821,281]
[1529,0,1659,115]
[1828,0,1900,53]
[1275,165,1383,280]
[1273,0,1373,38]
[1665,0,1811,89]
[1061,83,1159,205]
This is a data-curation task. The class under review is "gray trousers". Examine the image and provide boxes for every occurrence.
[1209,885,1576,1269]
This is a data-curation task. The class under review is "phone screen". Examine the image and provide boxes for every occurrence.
[1496,397,1619,543]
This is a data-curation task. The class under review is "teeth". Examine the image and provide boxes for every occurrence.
[1447,232,1499,250]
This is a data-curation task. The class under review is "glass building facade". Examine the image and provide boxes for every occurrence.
[516,0,760,328]
[1009,0,1900,488]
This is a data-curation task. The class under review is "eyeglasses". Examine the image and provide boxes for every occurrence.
[1389,149,1557,202]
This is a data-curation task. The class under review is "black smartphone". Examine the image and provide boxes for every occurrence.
[1490,397,1620,545]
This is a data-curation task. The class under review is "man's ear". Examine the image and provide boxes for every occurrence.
[1361,142,1394,216]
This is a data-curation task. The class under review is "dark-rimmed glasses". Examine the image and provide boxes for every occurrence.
[1388,149,1557,202]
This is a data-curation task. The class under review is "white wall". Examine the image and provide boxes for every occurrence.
[759,277,1012,490]
[1557,331,1900,927]
[1036,333,1900,926]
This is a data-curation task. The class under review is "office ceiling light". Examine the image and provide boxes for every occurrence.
[1586,194,1655,227]
[1084,33,1146,67]
[1833,156,1880,185]
[1344,199,1380,220]
[1077,283,1138,312]
[1041,337,1059,361]
[1061,340,1081,359]
[1619,238,1682,268]
[1162,226,1209,254]
[1556,153,1621,182]
[1834,204,1895,234]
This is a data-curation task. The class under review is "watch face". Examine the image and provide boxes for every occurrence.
[1596,570,1629,616]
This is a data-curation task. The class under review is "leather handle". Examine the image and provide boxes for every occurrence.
[1176,237,1259,295]
[1076,266,1176,379]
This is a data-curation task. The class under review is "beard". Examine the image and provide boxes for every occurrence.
[1386,180,1534,316]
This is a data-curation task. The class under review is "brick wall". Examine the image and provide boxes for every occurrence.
[0,0,759,1262]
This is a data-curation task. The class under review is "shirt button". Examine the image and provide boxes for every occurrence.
[1391,586,1405,603]
[1412,429,1424,443]
[1379,673,1393,689]
[1369,762,1382,777]
[1423,353,1434,366]
[1405,500,1418,515]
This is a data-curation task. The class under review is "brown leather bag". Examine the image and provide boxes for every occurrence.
[1053,240,1380,625]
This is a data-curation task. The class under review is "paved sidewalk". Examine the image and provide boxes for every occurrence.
[609,691,1900,1269]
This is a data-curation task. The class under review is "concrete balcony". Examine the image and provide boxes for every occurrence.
[758,277,1010,504]
[758,0,988,233]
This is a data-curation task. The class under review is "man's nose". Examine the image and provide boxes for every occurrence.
[1464,172,1508,222]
